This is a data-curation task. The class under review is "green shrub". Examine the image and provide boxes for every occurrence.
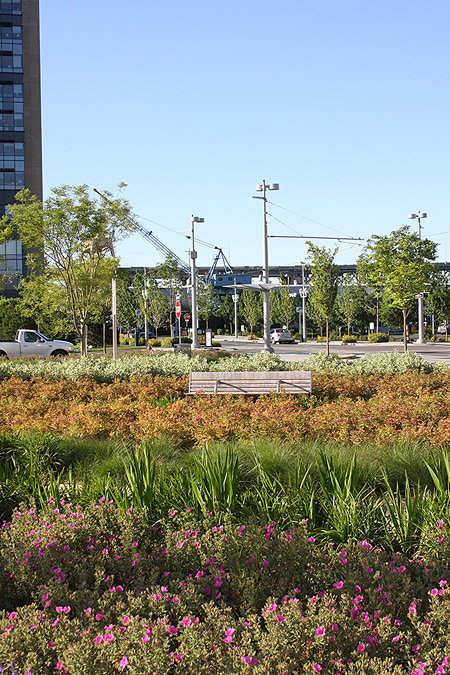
[147,338,161,347]
[342,334,358,344]
[247,333,259,340]
[316,336,327,342]
[211,340,221,347]
[368,332,389,343]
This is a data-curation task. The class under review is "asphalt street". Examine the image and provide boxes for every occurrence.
[217,337,450,364]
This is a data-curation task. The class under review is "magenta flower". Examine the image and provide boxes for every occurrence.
[357,644,365,653]
[312,665,322,673]
[333,581,344,589]
[119,656,128,668]
[316,626,326,637]
[276,615,286,623]
[94,635,103,644]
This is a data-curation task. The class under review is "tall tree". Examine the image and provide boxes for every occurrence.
[239,289,262,335]
[338,274,367,335]
[197,281,220,329]
[271,279,297,331]
[217,293,237,334]
[155,255,187,336]
[116,268,137,334]
[305,244,340,355]
[357,226,437,351]
[2,185,133,355]
[426,279,450,339]
[133,270,170,338]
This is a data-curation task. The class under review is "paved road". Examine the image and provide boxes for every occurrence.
[217,337,450,364]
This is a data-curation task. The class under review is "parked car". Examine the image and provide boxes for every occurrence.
[270,328,295,344]
[0,329,75,358]
[437,323,450,334]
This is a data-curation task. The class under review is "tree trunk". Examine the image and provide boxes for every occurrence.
[376,296,380,333]
[403,310,408,352]
[326,319,330,356]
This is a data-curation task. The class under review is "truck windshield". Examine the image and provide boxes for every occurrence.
[36,332,49,341]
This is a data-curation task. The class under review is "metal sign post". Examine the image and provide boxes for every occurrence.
[175,297,181,344]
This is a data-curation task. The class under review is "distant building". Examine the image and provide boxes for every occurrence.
[0,0,42,296]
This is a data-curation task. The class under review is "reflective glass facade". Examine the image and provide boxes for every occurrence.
[0,0,41,295]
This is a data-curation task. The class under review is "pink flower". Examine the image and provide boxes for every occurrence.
[268,603,277,612]
[312,665,322,673]
[104,633,114,642]
[357,644,365,653]
[56,662,64,671]
[242,656,258,665]
[316,626,326,637]
[94,635,103,644]
[276,615,286,622]
[142,635,150,642]
[334,581,344,589]
[119,656,128,668]
[167,625,178,635]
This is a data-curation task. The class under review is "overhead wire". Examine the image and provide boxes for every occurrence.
[267,200,358,239]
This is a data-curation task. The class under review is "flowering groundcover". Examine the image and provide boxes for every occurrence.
[0,501,449,674]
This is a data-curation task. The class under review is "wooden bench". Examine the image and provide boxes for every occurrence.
[188,370,312,395]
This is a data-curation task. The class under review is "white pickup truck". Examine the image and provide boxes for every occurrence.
[0,330,75,358]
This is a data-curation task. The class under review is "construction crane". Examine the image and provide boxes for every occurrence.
[93,188,190,277]
[206,247,234,283]
[132,221,191,277]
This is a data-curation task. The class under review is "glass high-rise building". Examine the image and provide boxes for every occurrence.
[0,0,42,296]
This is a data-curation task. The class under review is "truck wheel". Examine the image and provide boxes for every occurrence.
[0,350,8,359]
[51,350,67,357]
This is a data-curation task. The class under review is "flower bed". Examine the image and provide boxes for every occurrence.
[0,502,449,673]
[2,372,450,447]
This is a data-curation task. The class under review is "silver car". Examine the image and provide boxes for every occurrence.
[270,328,294,344]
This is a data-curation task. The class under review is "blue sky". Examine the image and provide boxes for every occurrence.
[40,0,450,271]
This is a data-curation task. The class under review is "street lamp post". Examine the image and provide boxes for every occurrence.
[253,180,279,352]
[190,215,204,350]
[408,211,427,344]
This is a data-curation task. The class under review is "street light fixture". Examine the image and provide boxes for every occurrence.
[190,215,204,349]
[408,211,427,344]
[253,180,279,352]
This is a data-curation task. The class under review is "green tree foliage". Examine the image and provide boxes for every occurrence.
[338,274,369,334]
[16,274,74,338]
[239,289,262,334]
[133,270,170,338]
[155,255,187,336]
[305,244,340,354]
[116,268,137,334]
[379,292,404,334]
[197,282,220,329]
[357,226,437,351]
[1,185,133,355]
[0,297,35,340]
[426,279,450,338]
[271,279,297,331]
[217,293,237,334]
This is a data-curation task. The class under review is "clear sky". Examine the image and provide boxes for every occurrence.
[40,0,450,272]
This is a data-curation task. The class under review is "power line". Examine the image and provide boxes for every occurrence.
[267,200,357,239]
